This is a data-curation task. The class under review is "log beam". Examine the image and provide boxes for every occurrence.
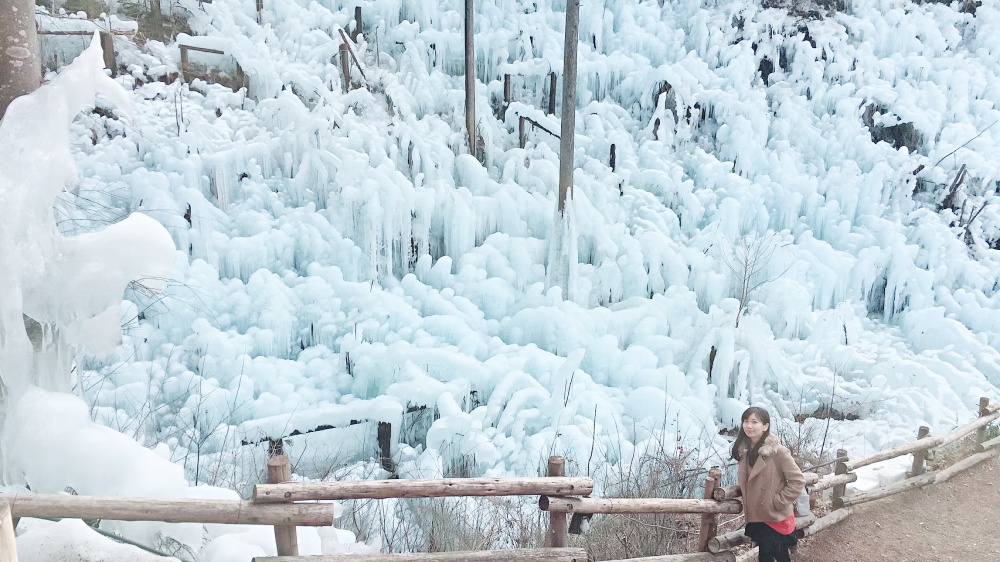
[0,494,333,526]
[251,548,588,561]
[935,448,999,484]
[254,477,593,502]
[708,515,815,553]
[608,552,736,561]
[539,496,743,515]
[810,472,857,493]
[834,472,935,508]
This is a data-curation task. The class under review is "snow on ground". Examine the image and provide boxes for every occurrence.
[4,0,1000,556]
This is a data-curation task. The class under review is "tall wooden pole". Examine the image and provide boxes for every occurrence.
[557,0,580,214]
[0,0,42,119]
[464,0,476,157]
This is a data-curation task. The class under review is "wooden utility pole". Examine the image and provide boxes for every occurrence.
[464,0,476,157]
[0,0,42,119]
[557,0,580,214]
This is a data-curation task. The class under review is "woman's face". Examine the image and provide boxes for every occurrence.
[743,413,769,443]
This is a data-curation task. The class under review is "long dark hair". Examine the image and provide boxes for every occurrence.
[730,406,772,461]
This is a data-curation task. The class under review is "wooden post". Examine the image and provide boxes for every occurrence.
[339,42,351,93]
[519,116,527,148]
[180,45,189,81]
[910,426,930,476]
[0,502,17,562]
[268,456,298,556]
[545,456,568,548]
[547,71,557,115]
[377,421,394,473]
[976,397,991,445]
[464,0,476,156]
[352,7,363,42]
[99,32,116,77]
[698,467,723,551]
[832,449,848,506]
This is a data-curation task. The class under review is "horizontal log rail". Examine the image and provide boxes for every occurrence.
[934,447,999,484]
[714,473,820,501]
[976,433,1000,452]
[539,496,743,515]
[37,29,136,36]
[709,515,815,553]
[608,552,736,561]
[254,476,593,502]
[809,471,857,492]
[0,493,334,526]
[251,548,588,561]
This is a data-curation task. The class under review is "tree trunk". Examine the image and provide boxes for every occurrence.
[0,0,42,119]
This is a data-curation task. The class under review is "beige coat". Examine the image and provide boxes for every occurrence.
[737,435,806,523]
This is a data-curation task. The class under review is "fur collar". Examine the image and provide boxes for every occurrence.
[739,434,781,458]
[758,434,781,457]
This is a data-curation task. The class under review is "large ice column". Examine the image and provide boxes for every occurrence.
[0,35,175,450]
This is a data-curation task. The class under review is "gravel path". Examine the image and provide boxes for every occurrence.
[792,455,1000,562]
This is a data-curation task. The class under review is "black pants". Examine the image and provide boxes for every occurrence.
[745,522,796,562]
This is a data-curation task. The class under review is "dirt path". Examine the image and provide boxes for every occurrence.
[793,455,1000,562]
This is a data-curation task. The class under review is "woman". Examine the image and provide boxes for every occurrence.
[731,407,806,562]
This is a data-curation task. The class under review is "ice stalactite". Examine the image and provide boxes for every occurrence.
[0,35,175,474]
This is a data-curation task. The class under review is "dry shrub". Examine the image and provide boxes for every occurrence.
[574,448,737,560]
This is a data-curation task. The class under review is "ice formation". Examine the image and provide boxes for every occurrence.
[6,0,1000,555]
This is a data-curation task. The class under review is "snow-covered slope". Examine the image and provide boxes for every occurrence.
[61,0,1000,496]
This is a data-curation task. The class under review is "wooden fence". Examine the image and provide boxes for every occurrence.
[1,397,997,562]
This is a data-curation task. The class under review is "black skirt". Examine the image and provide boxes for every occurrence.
[745,521,799,549]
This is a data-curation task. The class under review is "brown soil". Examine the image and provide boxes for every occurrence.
[793,455,1000,562]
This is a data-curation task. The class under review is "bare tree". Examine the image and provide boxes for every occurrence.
[721,231,791,327]
[0,0,42,118]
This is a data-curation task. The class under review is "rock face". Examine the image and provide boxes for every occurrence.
[862,103,923,154]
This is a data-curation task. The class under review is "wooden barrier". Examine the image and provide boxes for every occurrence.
[0,493,333,526]
[11,397,995,561]
[254,476,593,502]
[844,406,1000,471]
[251,548,588,561]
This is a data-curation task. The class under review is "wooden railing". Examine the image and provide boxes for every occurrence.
[1,397,997,562]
